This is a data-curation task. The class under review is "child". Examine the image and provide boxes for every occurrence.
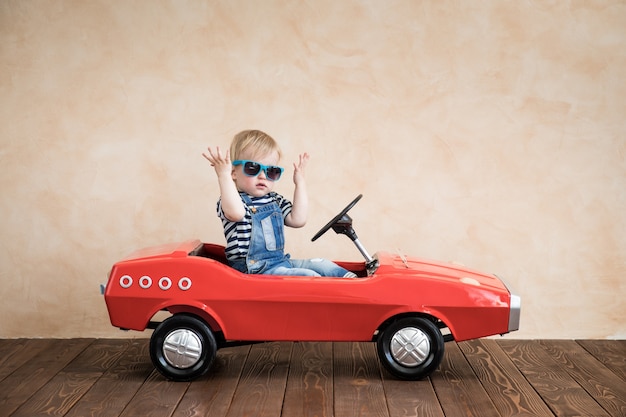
[203,129,356,278]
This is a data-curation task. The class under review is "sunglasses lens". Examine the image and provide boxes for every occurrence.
[243,162,261,176]
[266,167,282,181]
[237,160,282,181]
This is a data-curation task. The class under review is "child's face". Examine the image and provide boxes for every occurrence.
[232,150,281,197]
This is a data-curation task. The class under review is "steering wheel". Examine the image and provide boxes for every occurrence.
[311,194,363,242]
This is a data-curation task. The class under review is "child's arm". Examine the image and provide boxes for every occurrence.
[202,147,246,221]
[285,153,309,228]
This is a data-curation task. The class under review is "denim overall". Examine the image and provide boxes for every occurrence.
[232,194,352,277]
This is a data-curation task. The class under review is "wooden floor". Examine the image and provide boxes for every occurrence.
[0,339,624,417]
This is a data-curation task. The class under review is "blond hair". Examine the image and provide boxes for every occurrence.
[230,130,282,161]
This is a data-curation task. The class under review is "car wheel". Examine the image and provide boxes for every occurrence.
[150,314,217,381]
[376,317,445,380]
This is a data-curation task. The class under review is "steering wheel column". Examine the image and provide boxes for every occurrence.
[331,215,375,267]
[312,194,379,272]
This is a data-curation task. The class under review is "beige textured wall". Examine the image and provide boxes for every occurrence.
[1,1,624,339]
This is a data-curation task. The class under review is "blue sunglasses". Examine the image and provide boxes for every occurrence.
[232,160,284,181]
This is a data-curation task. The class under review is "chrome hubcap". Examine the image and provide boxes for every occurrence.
[163,329,202,369]
[390,327,430,367]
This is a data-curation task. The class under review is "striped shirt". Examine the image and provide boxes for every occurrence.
[217,192,292,262]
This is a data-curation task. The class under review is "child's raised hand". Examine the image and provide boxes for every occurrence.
[202,146,232,177]
[293,152,310,184]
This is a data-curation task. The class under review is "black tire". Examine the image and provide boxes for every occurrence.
[150,314,217,381]
[376,317,445,380]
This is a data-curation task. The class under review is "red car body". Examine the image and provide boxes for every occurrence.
[104,238,520,381]
[106,239,518,343]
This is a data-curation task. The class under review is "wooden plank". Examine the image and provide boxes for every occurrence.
[172,345,251,417]
[0,338,92,417]
[281,342,334,417]
[0,339,17,356]
[431,342,500,417]
[225,342,292,417]
[10,339,130,417]
[499,340,611,417]
[576,340,626,381]
[64,339,155,417]
[118,371,190,417]
[461,340,554,416]
[460,340,554,417]
[0,339,52,382]
[538,340,626,417]
[382,376,444,417]
[333,342,389,417]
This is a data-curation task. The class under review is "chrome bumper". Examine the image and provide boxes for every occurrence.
[508,293,521,332]
[497,275,521,333]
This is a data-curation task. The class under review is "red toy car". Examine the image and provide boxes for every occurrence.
[104,195,520,381]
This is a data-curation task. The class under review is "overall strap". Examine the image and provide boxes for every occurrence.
[240,193,252,206]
